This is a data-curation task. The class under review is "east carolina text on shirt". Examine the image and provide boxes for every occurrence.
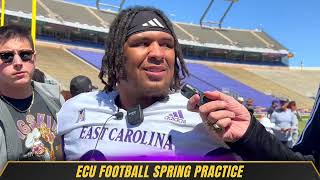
[79,126,173,150]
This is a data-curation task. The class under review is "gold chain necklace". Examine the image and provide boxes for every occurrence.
[0,91,35,114]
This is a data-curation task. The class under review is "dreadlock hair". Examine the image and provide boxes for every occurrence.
[99,6,189,92]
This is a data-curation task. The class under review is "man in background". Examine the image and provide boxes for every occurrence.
[267,100,279,118]
[70,75,97,98]
[270,98,298,147]
[245,98,254,115]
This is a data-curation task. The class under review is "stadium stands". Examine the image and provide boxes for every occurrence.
[246,68,320,99]
[2,0,314,110]
[35,45,103,90]
[206,64,314,109]
[185,63,276,108]
[3,0,31,14]
[255,31,285,50]
[91,9,117,26]
[41,0,102,27]
[217,29,266,48]
[1,0,48,17]
[2,0,289,59]
[177,23,231,45]
[68,48,103,69]
[172,23,194,41]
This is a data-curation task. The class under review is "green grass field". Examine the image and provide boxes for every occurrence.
[298,115,309,132]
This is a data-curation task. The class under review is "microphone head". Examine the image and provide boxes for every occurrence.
[114,112,124,120]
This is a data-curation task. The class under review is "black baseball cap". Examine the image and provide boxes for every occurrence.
[70,75,96,97]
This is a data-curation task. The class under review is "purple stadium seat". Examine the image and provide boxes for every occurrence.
[186,63,276,108]
[68,49,103,69]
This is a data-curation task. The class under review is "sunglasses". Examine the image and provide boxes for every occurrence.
[0,49,35,64]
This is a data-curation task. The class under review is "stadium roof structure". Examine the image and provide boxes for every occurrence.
[1,0,289,55]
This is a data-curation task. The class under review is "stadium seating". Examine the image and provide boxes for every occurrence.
[1,0,48,18]
[36,45,103,90]
[246,68,320,99]
[2,0,289,56]
[185,63,276,108]
[217,29,266,48]
[3,0,312,109]
[255,31,284,50]
[3,0,30,14]
[91,9,117,26]
[68,48,103,69]
[172,23,195,41]
[177,23,231,45]
[207,64,314,109]
[41,0,102,27]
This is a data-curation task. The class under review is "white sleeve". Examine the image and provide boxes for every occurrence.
[0,127,7,172]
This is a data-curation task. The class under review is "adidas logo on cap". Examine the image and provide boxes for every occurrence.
[142,18,164,28]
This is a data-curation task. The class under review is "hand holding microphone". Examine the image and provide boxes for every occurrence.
[184,84,251,143]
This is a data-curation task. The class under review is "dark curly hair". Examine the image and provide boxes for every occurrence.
[99,6,189,92]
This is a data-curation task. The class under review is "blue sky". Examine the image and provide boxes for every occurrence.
[66,0,320,67]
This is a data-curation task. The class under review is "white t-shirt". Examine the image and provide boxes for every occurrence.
[57,91,236,160]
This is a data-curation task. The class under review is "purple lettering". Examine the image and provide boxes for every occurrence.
[148,131,155,145]
[115,129,124,141]
[99,127,108,140]
[140,131,148,145]
[17,129,25,140]
[92,127,101,139]
[17,120,31,135]
[132,130,142,143]
[109,128,117,140]
[46,115,52,129]
[37,113,45,127]
[85,127,93,139]
[124,129,133,142]
[154,133,165,147]
[178,110,183,118]
[26,114,36,130]
[163,135,173,150]
[79,126,88,139]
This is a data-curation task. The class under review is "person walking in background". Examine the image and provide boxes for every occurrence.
[267,100,279,118]
[287,101,300,145]
[270,98,298,147]
[245,98,254,115]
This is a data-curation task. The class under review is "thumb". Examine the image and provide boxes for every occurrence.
[187,94,200,112]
